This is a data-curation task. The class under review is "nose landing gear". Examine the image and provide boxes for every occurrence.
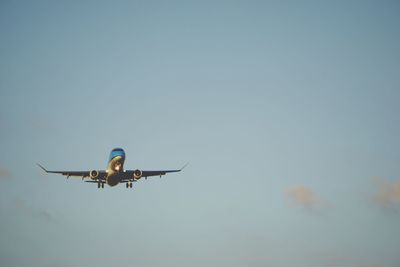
[126,182,133,188]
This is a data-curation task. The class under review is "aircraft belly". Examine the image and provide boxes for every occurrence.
[107,174,121,187]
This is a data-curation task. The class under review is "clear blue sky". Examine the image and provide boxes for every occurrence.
[1,1,400,267]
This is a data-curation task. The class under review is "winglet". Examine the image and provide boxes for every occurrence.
[180,162,189,171]
[37,163,49,173]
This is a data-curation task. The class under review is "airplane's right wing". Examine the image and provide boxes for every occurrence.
[37,164,107,180]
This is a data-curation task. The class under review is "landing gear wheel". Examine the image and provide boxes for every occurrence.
[129,182,133,188]
[101,183,105,188]
[97,182,100,188]
[126,183,129,188]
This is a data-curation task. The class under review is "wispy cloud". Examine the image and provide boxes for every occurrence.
[286,184,328,212]
[0,166,11,180]
[371,177,400,211]
[14,199,53,223]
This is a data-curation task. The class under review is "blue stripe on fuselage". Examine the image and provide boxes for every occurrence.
[109,148,125,162]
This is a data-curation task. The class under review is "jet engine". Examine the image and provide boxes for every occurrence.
[133,169,142,180]
[89,170,99,179]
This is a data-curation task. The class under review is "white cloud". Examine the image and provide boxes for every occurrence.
[0,166,11,180]
[14,199,53,223]
[286,184,328,212]
[371,177,400,209]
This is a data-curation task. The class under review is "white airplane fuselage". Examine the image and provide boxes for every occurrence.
[106,148,126,186]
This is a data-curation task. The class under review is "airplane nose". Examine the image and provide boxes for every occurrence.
[114,162,122,171]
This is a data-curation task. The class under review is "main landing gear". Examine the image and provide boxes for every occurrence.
[126,182,133,188]
[97,182,105,189]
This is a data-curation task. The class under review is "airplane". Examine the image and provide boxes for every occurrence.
[37,148,187,188]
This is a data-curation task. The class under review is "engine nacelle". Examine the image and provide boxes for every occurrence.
[133,169,142,180]
[89,170,99,179]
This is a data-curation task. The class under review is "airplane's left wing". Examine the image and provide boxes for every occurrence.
[124,169,180,179]
[37,164,106,180]
[124,163,189,179]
